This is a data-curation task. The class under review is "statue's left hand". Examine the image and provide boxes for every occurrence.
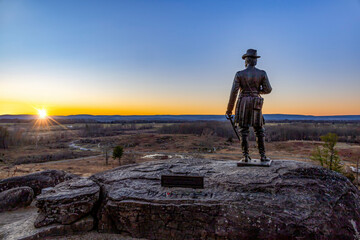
[225,110,232,117]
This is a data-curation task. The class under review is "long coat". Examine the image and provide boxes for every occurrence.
[227,66,272,128]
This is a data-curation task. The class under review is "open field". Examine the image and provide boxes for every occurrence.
[0,121,359,181]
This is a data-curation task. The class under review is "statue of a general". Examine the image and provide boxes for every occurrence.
[226,49,272,162]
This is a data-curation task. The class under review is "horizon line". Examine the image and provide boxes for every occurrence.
[1,113,360,117]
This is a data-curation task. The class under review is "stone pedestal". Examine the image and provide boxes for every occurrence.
[237,159,272,167]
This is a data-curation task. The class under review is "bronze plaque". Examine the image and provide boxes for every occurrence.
[161,175,204,189]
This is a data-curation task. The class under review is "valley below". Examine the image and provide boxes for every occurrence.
[0,121,359,181]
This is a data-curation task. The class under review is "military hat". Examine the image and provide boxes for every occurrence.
[242,49,261,59]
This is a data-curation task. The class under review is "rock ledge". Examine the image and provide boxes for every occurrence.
[91,158,360,240]
[35,177,100,227]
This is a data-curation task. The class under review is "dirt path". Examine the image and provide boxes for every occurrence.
[35,155,102,165]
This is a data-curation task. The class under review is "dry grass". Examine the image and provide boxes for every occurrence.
[0,122,359,179]
[1,132,359,179]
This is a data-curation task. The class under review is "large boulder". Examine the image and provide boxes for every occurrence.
[91,158,360,240]
[0,170,75,196]
[0,211,94,240]
[0,187,34,212]
[34,178,100,228]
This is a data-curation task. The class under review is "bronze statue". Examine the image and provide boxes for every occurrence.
[226,49,272,162]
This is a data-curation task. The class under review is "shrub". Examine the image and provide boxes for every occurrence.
[310,133,342,173]
[113,145,124,165]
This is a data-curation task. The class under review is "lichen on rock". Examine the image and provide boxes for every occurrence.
[34,177,100,228]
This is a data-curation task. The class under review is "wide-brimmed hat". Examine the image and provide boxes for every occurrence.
[242,49,261,59]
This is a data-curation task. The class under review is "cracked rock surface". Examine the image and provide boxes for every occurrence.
[0,210,94,240]
[91,158,360,240]
[0,170,75,196]
[35,178,100,228]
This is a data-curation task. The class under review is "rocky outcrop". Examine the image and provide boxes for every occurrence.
[0,211,94,240]
[0,187,34,212]
[91,158,360,240]
[34,178,100,228]
[0,170,76,196]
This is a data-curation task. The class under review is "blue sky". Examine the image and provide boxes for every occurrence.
[0,0,359,115]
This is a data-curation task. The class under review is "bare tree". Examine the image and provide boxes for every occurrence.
[0,127,9,149]
[100,144,112,165]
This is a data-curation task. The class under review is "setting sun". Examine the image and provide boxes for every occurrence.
[37,109,47,119]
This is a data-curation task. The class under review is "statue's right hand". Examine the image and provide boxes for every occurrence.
[226,110,232,117]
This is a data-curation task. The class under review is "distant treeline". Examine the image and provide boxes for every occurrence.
[79,123,153,137]
[158,122,360,143]
[267,120,360,124]
[1,117,360,124]
[265,123,360,142]
[0,122,155,149]
[0,119,98,124]
[0,126,33,149]
[13,150,93,165]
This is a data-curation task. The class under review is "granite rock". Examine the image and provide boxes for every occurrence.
[0,187,34,212]
[0,211,94,240]
[91,158,360,240]
[0,170,76,196]
[34,177,100,227]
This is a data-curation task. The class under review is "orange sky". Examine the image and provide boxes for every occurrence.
[1,69,359,116]
[1,94,359,116]
[1,1,359,116]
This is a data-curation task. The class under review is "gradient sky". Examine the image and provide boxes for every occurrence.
[1,0,359,116]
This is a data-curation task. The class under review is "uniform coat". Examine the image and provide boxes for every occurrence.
[227,66,272,128]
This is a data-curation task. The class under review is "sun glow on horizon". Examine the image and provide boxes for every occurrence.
[32,107,68,131]
[37,108,47,119]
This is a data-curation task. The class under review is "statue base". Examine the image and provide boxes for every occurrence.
[237,159,272,167]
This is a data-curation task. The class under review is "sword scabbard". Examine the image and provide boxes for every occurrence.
[226,115,241,142]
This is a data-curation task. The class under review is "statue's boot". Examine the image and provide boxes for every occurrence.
[260,153,271,162]
[255,127,271,162]
[241,154,251,162]
[240,127,251,162]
